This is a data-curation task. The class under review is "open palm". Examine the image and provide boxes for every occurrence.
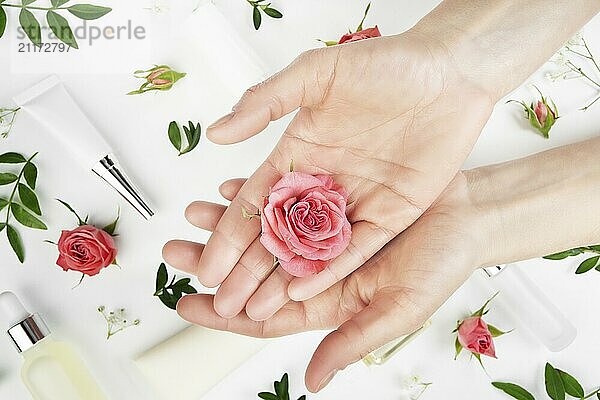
[165,32,493,321]
[170,174,482,392]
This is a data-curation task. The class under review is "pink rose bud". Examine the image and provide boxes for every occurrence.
[508,89,558,138]
[338,26,381,44]
[533,100,548,125]
[56,225,118,277]
[457,317,497,358]
[147,67,169,83]
[260,172,352,277]
[128,65,186,95]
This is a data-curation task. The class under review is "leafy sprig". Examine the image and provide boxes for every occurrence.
[258,373,306,400]
[168,121,201,156]
[492,362,599,400]
[0,0,112,49]
[154,263,197,310]
[0,152,46,263]
[0,107,20,138]
[246,0,282,30]
[544,245,600,274]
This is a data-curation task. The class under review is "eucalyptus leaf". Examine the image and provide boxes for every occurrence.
[557,369,584,398]
[11,203,47,230]
[19,8,42,46]
[156,263,168,292]
[6,224,24,263]
[168,121,181,152]
[545,363,566,400]
[575,256,600,274]
[23,162,37,189]
[67,4,111,20]
[0,6,6,39]
[18,183,41,215]
[263,7,282,18]
[543,248,584,260]
[253,6,261,30]
[0,152,25,164]
[0,172,18,185]
[46,10,78,48]
[491,382,535,400]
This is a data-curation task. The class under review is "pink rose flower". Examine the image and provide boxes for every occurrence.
[260,172,352,277]
[457,316,497,358]
[56,225,118,276]
[338,26,381,44]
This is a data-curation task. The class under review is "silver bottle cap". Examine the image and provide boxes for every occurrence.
[7,314,50,353]
[92,154,154,220]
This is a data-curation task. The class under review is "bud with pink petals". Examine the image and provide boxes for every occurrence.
[508,88,558,138]
[128,65,186,95]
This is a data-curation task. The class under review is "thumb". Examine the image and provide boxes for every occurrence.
[304,293,426,393]
[206,51,323,145]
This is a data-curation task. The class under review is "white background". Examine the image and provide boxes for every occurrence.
[1,1,600,399]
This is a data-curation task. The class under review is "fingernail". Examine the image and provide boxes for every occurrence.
[208,112,234,129]
[316,369,338,392]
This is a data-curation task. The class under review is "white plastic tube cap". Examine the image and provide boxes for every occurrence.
[0,292,30,328]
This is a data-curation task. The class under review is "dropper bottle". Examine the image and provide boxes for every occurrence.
[0,291,106,400]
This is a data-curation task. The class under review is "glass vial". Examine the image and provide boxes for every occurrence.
[0,292,107,400]
[363,320,432,366]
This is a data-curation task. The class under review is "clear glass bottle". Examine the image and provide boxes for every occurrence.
[0,292,107,400]
[363,320,432,366]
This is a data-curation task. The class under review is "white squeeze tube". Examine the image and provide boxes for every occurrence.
[481,263,577,352]
[13,76,154,220]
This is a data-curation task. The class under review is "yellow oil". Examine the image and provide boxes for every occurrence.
[21,337,106,400]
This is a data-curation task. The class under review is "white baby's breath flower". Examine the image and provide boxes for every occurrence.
[400,375,432,400]
[145,0,170,14]
[566,31,584,47]
[98,306,140,340]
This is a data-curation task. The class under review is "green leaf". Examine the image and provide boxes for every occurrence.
[543,248,584,260]
[0,222,5,232]
[263,7,282,18]
[0,197,8,211]
[258,394,278,400]
[575,256,600,274]
[158,292,178,310]
[67,4,111,20]
[168,121,181,152]
[545,363,565,400]
[454,337,463,359]
[11,203,47,229]
[172,278,191,288]
[487,324,511,338]
[46,10,78,49]
[101,209,119,235]
[557,370,584,398]
[156,263,168,292]
[252,6,261,30]
[23,162,38,189]
[6,225,24,263]
[587,244,600,252]
[180,284,197,294]
[280,374,289,400]
[56,198,86,225]
[491,382,535,400]
[0,173,18,185]
[19,8,42,46]
[18,183,41,215]
[51,0,70,6]
[180,122,201,155]
[473,292,499,317]
[0,6,6,39]
[0,152,26,163]
[297,397,306,400]
[22,0,36,5]
[356,2,371,32]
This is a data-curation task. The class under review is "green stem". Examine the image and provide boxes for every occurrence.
[583,388,600,399]
[566,61,600,89]
[4,152,38,226]
[582,37,600,74]
[1,4,68,11]
[581,94,600,111]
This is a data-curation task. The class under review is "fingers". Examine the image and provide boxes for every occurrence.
[163,178,246,274]
[177,293,309,338]
[206,50,324,145]
[197,163,282,288]
[305,294,423,393]
[246,267,294,321]
[287,221,392,301]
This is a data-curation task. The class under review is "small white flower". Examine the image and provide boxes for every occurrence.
[400,375,432,400]
[145,0,170,14]
[98,306,140,340]
[566,31,583,47]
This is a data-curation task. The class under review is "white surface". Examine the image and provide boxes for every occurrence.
[1,1,599,399]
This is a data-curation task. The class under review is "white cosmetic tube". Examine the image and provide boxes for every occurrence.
[13,76,154,220]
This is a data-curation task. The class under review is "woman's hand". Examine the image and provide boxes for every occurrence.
[165,33,494,321]
[166,174,485,392]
